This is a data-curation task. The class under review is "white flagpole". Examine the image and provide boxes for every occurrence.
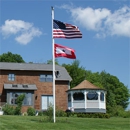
[51,6,56,123]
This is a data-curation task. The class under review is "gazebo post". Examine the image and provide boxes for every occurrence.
[84,91,87,109]
[97,91,101,109]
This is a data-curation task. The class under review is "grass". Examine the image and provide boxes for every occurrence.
[0,115,130,130]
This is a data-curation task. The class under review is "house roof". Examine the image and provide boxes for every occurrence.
[0,62,72,81]
[68,80,104,91]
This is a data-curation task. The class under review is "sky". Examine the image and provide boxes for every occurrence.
[0,0,130,108]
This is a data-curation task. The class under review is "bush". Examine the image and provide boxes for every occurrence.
[65,109,75,117]
[2,94,25,115]
[98,113,104,118]
[38,111,43,116]
[126,110,130,117]
[107,105,129,118]
[14,94,25,115]
[104,113,110,118]
[46,105,53,122]
[56,109,66,117]
[76,113,110,118]
[27,107,35,116]
[119,110,130,118]
[2,104,15,115]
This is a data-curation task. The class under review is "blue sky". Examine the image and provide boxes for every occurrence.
[0,0,130,107]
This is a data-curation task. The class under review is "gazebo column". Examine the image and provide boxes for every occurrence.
[84,91,87,109]
[97,91,101,109]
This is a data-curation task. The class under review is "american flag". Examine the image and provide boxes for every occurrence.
[53,20,82,39]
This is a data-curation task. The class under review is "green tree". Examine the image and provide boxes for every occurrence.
[47,59,59,65]
[62,60,86,88]
[86,72,104,88]
[100,71,129,109]
[62,61,130,110]
[0,52,25,63]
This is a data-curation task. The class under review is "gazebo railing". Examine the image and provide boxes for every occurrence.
[68,100,106,109]
[87,101,99,108]
[73,101,85,108]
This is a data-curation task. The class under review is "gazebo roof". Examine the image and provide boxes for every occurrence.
[69,80,104,91]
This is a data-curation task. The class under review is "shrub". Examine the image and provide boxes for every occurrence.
[107,105,128,117]
[38,111,43,116]
[56,109,66,117]
[2,104,15,115]
[98,113,104,118]
[42,110,47,116]
[125,110,130,118]
[119,110,130,118]
[27,107,35,116]
[14,94,25,115]
[65,109,72,117]
[76,113,110,118]
[46,105,53,122]
[104,113,110,118]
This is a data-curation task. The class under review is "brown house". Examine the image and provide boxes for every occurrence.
[0,62,72,112]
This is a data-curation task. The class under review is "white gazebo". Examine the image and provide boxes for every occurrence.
[67,80,106,113]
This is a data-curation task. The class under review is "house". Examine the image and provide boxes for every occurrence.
[0,62,72,112]
[66,80,106,113]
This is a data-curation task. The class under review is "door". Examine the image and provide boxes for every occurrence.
[41,95,53,110]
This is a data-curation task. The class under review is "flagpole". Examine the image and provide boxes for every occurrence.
[51,6,56,123]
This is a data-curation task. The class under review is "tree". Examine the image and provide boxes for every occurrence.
[47,59,59,65]
[0,52,25,63]
[86,72,104,88]
[62,60,86,88]
[100,71,129,109]
[62,61,130,110]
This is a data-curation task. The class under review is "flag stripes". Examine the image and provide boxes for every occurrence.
[53,20,82,39]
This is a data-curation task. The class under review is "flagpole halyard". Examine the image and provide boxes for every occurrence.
[51,6,56,123]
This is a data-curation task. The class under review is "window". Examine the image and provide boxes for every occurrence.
[40,74,53,82]
[9,92,32,105]
[73,92,84,100]
[100,92,104,101]
[8,74,15,81]
[41,95,53,110]
[87,92,98,100]
[40,75,46,82]
[46,75,53,82]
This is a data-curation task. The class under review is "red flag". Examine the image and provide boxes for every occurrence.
[54,44,76,59]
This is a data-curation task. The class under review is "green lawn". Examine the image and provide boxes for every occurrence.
[0,115,130,130]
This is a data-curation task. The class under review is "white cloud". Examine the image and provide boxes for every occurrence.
[0,19,42,45]
[105,6,130,37]
[71,7,110,31]
[61,5,130,38]
[15,28,42,45]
